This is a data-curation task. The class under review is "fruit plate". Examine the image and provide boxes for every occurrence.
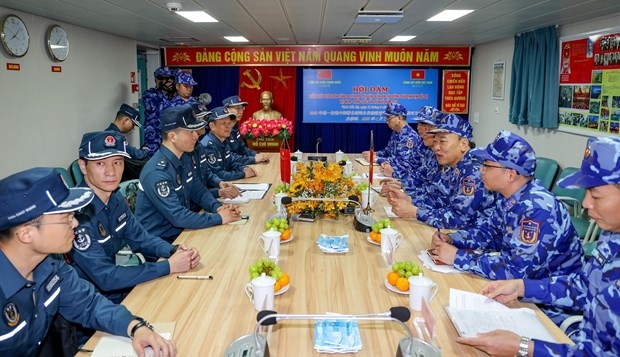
[281,234,295,244]
[366,236,380,246]
[275,283,290,296]
[384,279,408,295]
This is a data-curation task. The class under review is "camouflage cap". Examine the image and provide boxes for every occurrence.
[428,113,473,140]
[176,72,198,85]
[558,136,620,188]
[413,106,442,125]
[384,102,407,117]
[153,66,171,79]
[470,130,536,176]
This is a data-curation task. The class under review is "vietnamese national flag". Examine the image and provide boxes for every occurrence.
[411,70,426,80]
[317,69,332,80]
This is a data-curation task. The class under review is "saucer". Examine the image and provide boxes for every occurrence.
[384,279,408,295]
[275,283,290,296]
[281,234,295,244]
[366,236,380,246]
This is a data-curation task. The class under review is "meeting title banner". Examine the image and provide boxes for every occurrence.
[164,46,471,67]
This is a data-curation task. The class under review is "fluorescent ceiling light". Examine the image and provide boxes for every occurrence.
[224,36,249,43]
[427,10,474,22]
[176,11,218,23]
[390,36,416,42]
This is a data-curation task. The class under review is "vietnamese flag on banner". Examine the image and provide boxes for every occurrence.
[411,69,426,80]
[238,66,296,151]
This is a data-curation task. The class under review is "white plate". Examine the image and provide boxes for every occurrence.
[366,236,380,246]
[281,234,295,244]
[275,283,290,296]
[384,279,408,295]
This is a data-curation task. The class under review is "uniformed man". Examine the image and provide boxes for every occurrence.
[362,102,420,180]
[457,136,620,357]
[200,107,258,182]
[69,131,201,303]
[222,95,269,165]
[143,66,175,156]
[431,130,583,325]
[0,168,175,356]
[386,114,496,228]
[136,104,241,242]
[163,72,198,109]
[106,103,150,180]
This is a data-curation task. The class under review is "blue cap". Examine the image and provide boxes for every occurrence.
[207,106,236,123]
[0,168,94,231]
[79,131,131,160]
[118,103,141,128]
[153,66,171,79]
[558,137,620,189]
[160,104,207,132]
[471,130,536,176]
[414,106,442,125]
[384,102,407,117]
[176,72,198,85]
[428,114,473,140]
[191,103,210,119]
[222,95,248,108]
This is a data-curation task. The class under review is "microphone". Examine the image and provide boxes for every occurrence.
[197,92,212,106]
[316,137,322,154]
[222,306,440,357]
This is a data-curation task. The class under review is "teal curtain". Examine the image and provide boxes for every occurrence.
[509,26,559,128]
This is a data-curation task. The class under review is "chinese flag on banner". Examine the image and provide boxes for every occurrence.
[411,70,426,80]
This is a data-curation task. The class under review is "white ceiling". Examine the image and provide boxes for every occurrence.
[1,0,620,47]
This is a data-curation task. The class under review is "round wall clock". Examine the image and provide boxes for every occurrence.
[46,25,69,61]
[0,14,30,57]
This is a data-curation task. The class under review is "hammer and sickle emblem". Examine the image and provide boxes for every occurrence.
[240,69,262,90]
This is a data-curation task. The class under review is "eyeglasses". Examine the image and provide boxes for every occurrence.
[481,163,509,170]
[29,214,75,227]
[386,115,398,122]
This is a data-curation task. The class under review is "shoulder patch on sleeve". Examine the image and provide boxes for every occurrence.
[406,139,414,148]
[207,154,217,164]
[73,227,92,251]
[461,177,476,196]
[156,180,170,197]
[520,220,540,244]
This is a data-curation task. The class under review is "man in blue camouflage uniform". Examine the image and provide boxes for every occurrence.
[105,103,150,180]
[431,130,584,325]
[200,107,258,182]
[458,136,620,357]
[162,72,198,110]
[387,114,496,229]
[143,66,174,156]
[362,102,420,180]
[0,168,175,356]
[136,105,241,242]
[69,131,201,303]
[222,95,270,165]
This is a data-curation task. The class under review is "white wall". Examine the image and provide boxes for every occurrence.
[0,7,145,178]
[470,12,620,169]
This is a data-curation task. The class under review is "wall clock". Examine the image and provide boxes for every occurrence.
[47,25,69,61]
[0,14,30,57]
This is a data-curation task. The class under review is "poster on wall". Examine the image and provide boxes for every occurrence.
[559,28,620,135]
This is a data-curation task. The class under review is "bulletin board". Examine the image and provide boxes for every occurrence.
[559,27,620,136]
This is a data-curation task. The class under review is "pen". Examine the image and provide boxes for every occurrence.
[177,275,214,280]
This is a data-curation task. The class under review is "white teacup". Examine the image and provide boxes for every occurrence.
[245,273,275,311]
[258,229,281,261]
[360,188,378,208]
[408,276,438,311]
[380,227,403,266]
[335,150,344,162]
[273,192,288,212]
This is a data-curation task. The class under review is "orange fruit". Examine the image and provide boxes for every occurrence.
[395,277,409,292]
[387,272,399,286]
[280,229,291,241]
[279,272,290,287]
[274,281,282,292]
[370,231,381,242]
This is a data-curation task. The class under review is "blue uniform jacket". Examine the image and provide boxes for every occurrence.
[523,231,620,356]
[228,125,257,165]
[69,182,173,295]
[375,124,420,180]
[190,141,223,189]
[105,123,149,160]
[200,132,247,181]
[136,145,223,240]
[0,253,134,355]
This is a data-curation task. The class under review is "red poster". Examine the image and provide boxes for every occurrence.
[441,70,470,114]
[560,32,620,84]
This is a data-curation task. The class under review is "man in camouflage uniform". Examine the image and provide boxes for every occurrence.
[143,66,174,156]
[431,130,584,325]
[162,72,198,109]
[362,102,420,180]
[387,114,496,229]
[458,136,620,356]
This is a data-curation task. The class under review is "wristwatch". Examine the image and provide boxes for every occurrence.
[130,317,154,339]
[515,336,530,357]
[169,244,179,256]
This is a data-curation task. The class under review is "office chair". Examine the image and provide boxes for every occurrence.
[54,167,75,187]
[533,157,559,190]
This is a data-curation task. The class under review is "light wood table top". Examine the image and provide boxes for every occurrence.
[78,153,572,356]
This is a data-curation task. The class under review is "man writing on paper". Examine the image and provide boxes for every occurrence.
[0,168,175,356]
[430,131,584,325]
[457,137,620,356]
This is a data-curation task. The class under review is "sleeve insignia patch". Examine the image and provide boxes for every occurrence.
[461,177,476,196]
[520,220,540,244]
[156,180,170,197]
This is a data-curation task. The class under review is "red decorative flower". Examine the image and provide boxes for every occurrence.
[239,118,293,139]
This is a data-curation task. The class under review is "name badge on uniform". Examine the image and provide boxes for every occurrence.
[117,212,127,223]
[592,249,607,266]
[45,274,62,293]
[461,178,476,196]
[520,220,540,244]
[156,180,170,197]
[2,302,20,327]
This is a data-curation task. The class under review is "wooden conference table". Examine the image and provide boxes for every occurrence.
[78,153,572,356]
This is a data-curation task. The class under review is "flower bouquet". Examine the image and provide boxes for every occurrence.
[239,118,293,140]
[285,161,358,219]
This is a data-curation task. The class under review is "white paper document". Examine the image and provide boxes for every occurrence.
[383,206,397,218]
[92,332,172,357]
[234,183,271,191]
[417,250,463,274]
[444,289,556,342]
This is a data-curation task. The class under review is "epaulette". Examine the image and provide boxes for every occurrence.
[156,158,168,171]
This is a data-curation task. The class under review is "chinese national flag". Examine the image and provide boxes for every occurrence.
[411,70,426,80]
